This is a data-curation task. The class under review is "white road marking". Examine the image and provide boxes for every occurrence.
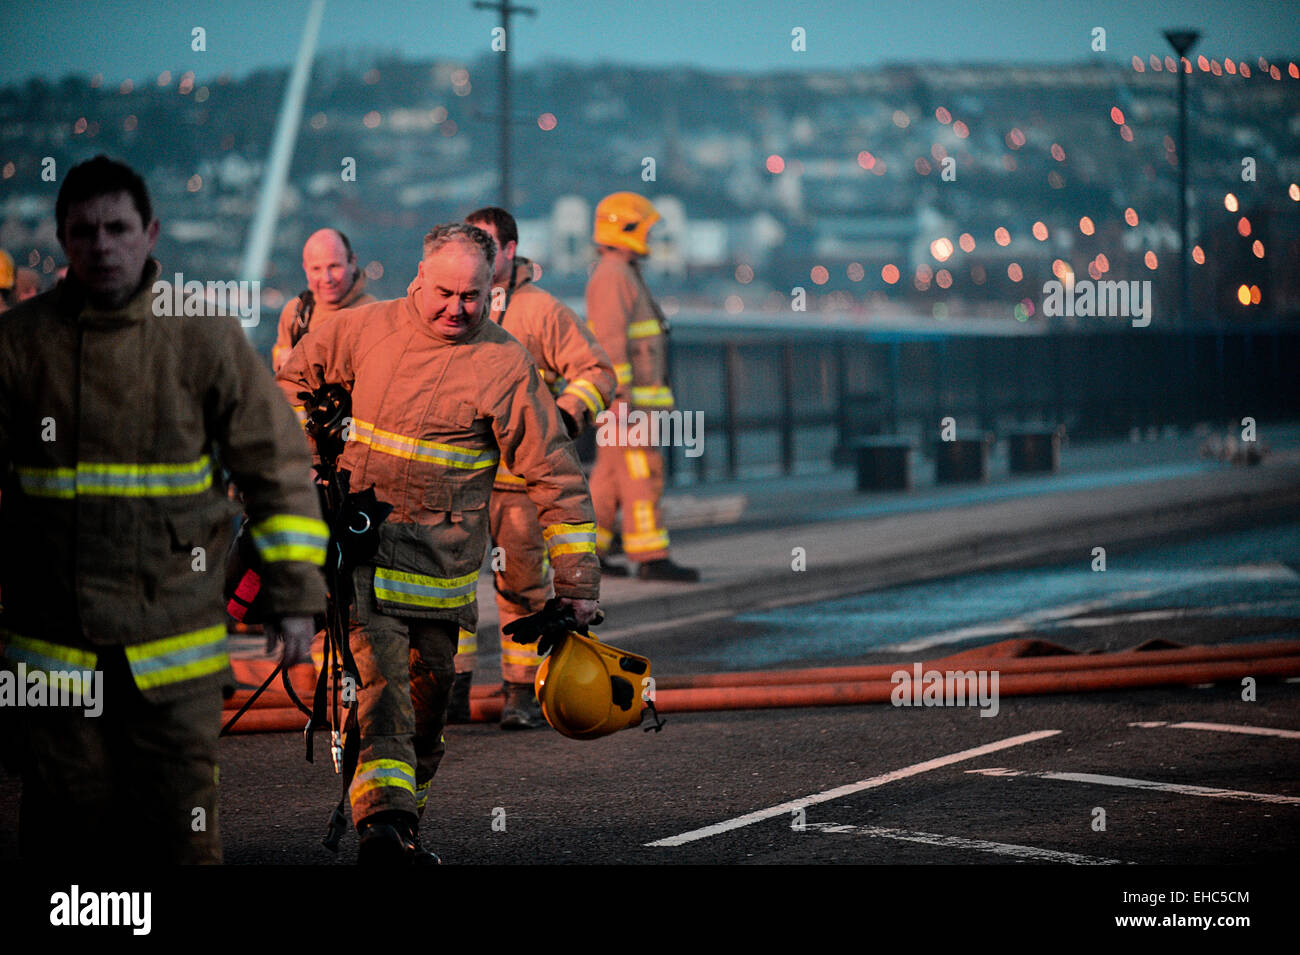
[645,729,1061,848]
[966,768,1300,805]
[1153,720,1300,740]
[803,822,1124,865]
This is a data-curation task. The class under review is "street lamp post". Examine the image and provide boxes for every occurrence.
[1164,29,1200,328]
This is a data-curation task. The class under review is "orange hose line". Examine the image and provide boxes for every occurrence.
[651,656,1300,713]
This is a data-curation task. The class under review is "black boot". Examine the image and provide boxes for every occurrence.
[357,811,441,865]
[637,558,700,582]
[446,670,473,724]
[499,681,545,730]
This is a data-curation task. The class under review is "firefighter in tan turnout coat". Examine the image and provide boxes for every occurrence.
[278,223,600,864]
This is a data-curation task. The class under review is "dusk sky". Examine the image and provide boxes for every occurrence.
[1,0,1296,84]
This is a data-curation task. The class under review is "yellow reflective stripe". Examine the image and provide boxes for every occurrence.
[456,629,478,655]
[501,649,545,668]
[543,522,597,559]
[625,449,650,480]
[623,530,670,554]
[416,778,431,809]
[18,457,213,498]
[627,319,661,340]
[123,624,229,691]
[632,499,656,533]
[563,379,604,417]
[374,567,480,609]
[614,363,633,386]
[249,513,329,565]
[291,405,308,427]
[2,631,98,672]
[352,758,417,798]
[351,418,498,471]
[493,468,527,486]
[630,386,674,407]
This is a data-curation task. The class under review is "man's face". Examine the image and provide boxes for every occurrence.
[303,234,356,305]
[469,220,513,290]
[416,240,490,340]
[61,190,158,307]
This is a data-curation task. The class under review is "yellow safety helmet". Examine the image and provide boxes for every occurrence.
[535,631,653,740]
[0,250,14,290]
[592,192,660,256]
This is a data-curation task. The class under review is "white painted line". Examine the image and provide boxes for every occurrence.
[1166,721,1300,740]
[644,729,1062,848]
[804,822,1124,865]
[966,768,1300,805]
[1128,721,1168,728]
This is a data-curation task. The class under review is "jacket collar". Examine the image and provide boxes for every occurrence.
[59,259,162,327]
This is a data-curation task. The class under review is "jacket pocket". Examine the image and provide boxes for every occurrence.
[428,396,478,431]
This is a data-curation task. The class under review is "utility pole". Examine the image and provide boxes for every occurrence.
[474,0,536,208]
[1164,29,1200,328]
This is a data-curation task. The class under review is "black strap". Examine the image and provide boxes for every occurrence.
[290,289,315,346]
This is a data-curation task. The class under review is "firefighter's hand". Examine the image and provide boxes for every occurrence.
[265,615,316,667]
[557,598,601,629]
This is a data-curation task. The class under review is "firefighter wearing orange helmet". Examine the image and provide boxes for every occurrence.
[585,193,698,581]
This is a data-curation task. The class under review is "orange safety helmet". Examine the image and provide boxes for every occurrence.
[534,631,653,740]
[0,250,14,290]
[592,192,660,256]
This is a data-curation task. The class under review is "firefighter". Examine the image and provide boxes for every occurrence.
[271,228,375,372]
[277,223,600,863]
[0,155,328,864]
[447,207,615,729]
[586,192,699,581]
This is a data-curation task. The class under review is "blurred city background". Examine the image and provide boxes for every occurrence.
[1,0,1296,479]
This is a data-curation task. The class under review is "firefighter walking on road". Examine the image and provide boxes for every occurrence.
[448,207,615,729]
[278,223,601,863]
[0,156,328,864]
[586,192,699,582]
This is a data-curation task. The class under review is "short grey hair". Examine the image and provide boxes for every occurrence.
[422,222,497,265]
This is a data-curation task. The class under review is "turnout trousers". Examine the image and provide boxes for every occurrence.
[589,442,670,563]
[8,645,223,864]
[348,568,459,825]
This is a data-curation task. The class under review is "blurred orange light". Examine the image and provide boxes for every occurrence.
[1237,285,1252,305]
[1240,63,1252,78]
[1110,106,1125,125]
[810,266,829,285]
[1252,240,1264,258]
[1032,221,1048,241]
[936,270,953,289]
[882,264,900,284]
[935,107,952,124]
[766,154,785,174]
[1120,125,1134,142]
[847,262,865,282]
[1289,183,1300,201]
[1131,56,1144,72]
[994,227,1010,246]
[1124,208,1139,227]
[914,157,932,175]
[537,113,557,131]
[1144,251,1158,270]
[1149,55,1163,71]
[958,233,975,253]
[1007,263,1023,282]
[857,150,876,170]
[1196,55,1209,72]
[1237,217,1251,237]
[1095,253,1110,273]
[952,121,969,138]
[1079,216,1094,235]
[1051,143,1065,161]
[1224,193,1239,212]
[1225,58,1237,75]
[1192,245,1205,264]
[1250,286,1261,305]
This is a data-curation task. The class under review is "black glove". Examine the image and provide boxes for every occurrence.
[503,597,604,656]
